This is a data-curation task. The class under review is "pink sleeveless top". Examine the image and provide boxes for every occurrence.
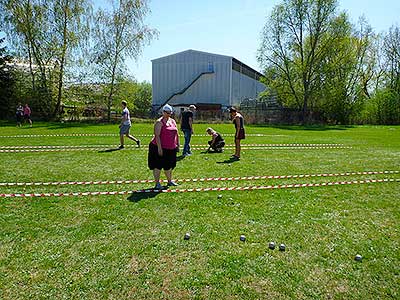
[151,117,178,150]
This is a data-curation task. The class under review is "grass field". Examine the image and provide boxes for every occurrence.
[0,121,399,299]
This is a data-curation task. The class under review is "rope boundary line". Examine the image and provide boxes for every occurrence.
[0,143,344,149]
[0,146,352,153]
[1,178,398,198]
[0,133,275,138]
[1,170,398,187]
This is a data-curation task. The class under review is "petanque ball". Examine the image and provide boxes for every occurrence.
[184,233,190,240]
[240,235,246,242]
[269,242,276,250]
[279,243,286,251]
[355,254,362,261]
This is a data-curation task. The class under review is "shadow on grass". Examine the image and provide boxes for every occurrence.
[46,122,101,130]
[200,150,224,154]
[251,124,355,131]
[0,121,110,129]
[0,120,51,129]
[177,154,185,162]
[216,157,241,164]
[98,148,121,153]
[128,190,160,202]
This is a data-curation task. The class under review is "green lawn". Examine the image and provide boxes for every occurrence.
[0,122,399,299]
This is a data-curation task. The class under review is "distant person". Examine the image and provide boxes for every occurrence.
[16,103,23,127]
[229,107,245,160]
[118,100,140,149]
[206,127,225,153]
[180,104,196,156]
[148,104,180,190]
[23,103,32,127]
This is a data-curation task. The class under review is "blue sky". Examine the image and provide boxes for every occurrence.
[128,0,400,83]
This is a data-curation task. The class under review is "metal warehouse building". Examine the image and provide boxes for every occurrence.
[151,49,266,113]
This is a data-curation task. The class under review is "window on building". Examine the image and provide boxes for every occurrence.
[232,58,262,81]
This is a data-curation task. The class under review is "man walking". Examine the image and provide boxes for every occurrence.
[119,100,140,149]
[180,104,196,156]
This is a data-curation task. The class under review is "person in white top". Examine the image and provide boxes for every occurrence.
[118,100,140,149]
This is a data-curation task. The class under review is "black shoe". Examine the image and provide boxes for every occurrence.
[154,182,163,190]
[118,145,124,149]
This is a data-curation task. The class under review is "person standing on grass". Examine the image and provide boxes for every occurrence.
[180,104,196,156]
[23,103,32,127]
[148,104,180,190]
[229,107,245,160]
[16,103,23,127]
[118,100,140,149]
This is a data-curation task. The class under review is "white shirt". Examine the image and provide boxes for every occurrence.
[122,107,131,126]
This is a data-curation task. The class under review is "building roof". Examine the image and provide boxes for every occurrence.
[152,49,264,78]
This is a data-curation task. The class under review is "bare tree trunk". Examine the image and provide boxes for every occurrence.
[54,4,69,118]
[107,62,117,122]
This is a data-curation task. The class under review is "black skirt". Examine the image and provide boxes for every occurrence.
[148,142,177,170]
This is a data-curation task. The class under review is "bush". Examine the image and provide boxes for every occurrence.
[361,89,400,124]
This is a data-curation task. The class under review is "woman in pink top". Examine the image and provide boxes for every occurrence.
[23,104,32,127]
[148,104,180,190]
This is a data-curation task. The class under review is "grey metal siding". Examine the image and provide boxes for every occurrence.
[152,50,231,107]
[231,69,266,106]
[152,50,265,109]
[170,61,231,106]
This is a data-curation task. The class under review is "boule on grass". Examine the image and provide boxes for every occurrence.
[355,254,362,261]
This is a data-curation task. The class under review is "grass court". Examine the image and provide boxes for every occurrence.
[0,122,399,299]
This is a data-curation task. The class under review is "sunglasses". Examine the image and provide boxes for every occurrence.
[163,110,172,114]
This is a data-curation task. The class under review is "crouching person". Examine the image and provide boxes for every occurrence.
[206,127,225,153]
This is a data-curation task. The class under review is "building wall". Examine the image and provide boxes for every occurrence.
[152,50,231,107]
[152,50,266,110]
[231,70,266,106]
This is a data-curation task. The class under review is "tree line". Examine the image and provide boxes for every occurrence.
[1,0,399,124]
[0,0,157,121]
[257,0,400,124]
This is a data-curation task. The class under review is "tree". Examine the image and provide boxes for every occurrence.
[383,25,400,94]
[92,0,157,121]
[0,37,16,119]
[0,0,91,119]
[133,81,152,117]
[50,0,91,117]
[365,25,400,124]
[112,78,152,118]
[315,16,374,123]
[0,0,54,117]
[258,0,340,123]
